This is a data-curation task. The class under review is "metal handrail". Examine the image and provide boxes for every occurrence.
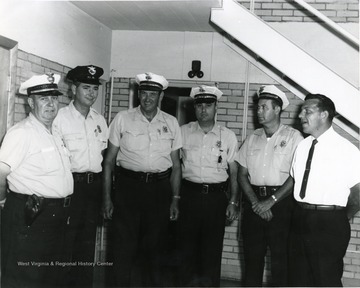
[293,0,359,47]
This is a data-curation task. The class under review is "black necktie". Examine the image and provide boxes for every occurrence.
[299,139,318,199]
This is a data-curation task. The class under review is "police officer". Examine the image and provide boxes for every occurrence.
[236,85,303,286]
[102,72,182,286]
[0,74,73,287]
[53,65,109,286]
[178,85,239,287]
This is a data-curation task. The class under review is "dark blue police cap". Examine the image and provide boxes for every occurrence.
[67,65,104,85]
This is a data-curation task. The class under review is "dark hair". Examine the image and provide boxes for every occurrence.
[304,93,336,121]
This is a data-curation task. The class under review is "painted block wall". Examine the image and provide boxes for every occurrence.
[0,0,112,79]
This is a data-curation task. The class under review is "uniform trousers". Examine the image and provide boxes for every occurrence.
[65,174,102,287]
[111,170,171,287]
[178,181,228,287]
[1,192,70,288]
[242,196,293,287]
[288,204,350,287]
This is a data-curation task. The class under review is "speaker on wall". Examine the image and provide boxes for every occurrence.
[188,60,204,78]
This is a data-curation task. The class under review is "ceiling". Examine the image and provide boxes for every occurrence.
[70,0,223,32]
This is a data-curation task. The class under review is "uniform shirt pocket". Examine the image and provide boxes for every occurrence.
[63,133,85,153]
[96,136,108,151]
[182,144,199,164]
[155,133,174,154]
[122,130,148,151]
[41,147,61,173]
[246,148,261,175]
[273,144,292,174]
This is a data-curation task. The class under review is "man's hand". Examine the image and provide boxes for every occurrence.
[170,199,179,221]
[226,203,238,221]
[258,209,273,221]
[102,198,114,220]
[252,198,274,215]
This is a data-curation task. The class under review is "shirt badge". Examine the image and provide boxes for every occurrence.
[162,126,168,133]
[94,125,102,137]
[280,140,287,148]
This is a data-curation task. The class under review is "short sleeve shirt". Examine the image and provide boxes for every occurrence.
[109,106,182,172]
[291,126,360,206]
[53,101,109,173]
[181,121,238,183]
[236,124,303,186]
[0,113,73,198]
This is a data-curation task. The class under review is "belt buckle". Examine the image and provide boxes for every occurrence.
[259,187,267,197]
[87,173,94,184]
[64,196,71,207]
[202,184,209,194]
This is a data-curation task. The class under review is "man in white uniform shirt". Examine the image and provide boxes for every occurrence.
[102,72,182,287]
[289,93,360,287]
[0,74,73,287]
[53,65,109,287]
[236,85,303,287]
[178,85,239,287]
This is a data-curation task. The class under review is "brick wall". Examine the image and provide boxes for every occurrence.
[237,0,359,23]
[105,77,360,285]
[14,50,71,123]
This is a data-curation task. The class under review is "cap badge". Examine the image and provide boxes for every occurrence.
[259,86,265,93]
[88,66,96,76]
[145,73,152,81]
[199,86,205,92]
[216,140,222,148]
[46,73,55,84]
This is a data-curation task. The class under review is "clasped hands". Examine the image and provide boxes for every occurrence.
[252,198,274,221]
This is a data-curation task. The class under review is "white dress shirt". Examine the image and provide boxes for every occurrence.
[291,126,360,206]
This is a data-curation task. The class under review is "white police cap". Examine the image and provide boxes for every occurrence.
[257,85,289,110]
[190,85,223,103]
[135,72,168,91]
[19,73,62,96]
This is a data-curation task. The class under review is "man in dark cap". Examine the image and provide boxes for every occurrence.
[0,73,73,287]
[178,85,239,287]
[53,65,109,287]
[236,85,303,286]
[102,72,182,286]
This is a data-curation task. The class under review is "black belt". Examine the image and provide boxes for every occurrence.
[183,179,228,194]
[10,192,71,208]
[116,166,172,183]
[252,185,280,198]
[298,202,345,211]
[72,172,102,184]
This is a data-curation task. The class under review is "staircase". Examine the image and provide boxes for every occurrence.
[211,0,360,131]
